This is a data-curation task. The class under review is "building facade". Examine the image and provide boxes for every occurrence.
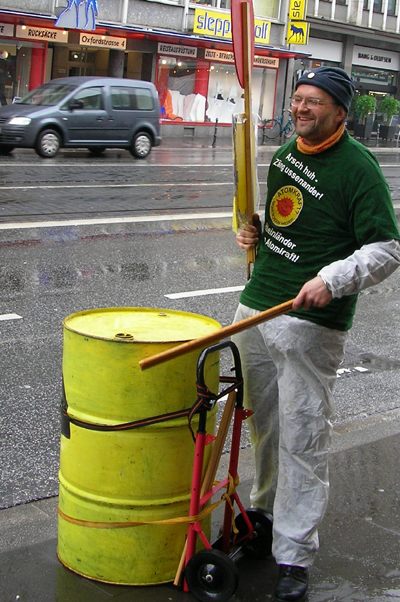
[0,0,398,135]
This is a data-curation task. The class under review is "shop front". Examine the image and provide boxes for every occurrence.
[0,5,307,137]
[156,42,279,127]
[351,46,398,96]
[0,22,58,104]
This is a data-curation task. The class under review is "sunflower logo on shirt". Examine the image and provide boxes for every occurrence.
[270,186,303,227]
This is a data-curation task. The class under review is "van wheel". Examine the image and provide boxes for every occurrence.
[130,132,152,158]
[88,146,106,156]
[36,129,61,158]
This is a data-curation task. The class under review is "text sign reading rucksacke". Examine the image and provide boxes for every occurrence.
[194,8,271,46]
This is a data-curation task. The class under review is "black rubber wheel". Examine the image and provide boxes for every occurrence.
[284,121,296,139]
[264,119,281,139]
[130,131,152,158]
[185,549,239,602]
[35,129,61,158]
[88,146,106,156]
[234,508,273,558]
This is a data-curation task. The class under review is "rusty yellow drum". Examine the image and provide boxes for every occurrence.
[58,307,220,585]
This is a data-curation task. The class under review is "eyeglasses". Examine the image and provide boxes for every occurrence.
[289,96,336,109]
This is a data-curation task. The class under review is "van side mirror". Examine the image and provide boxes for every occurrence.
[69,99,84,110]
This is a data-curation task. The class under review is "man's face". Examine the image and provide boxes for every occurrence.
[292,84,347,145]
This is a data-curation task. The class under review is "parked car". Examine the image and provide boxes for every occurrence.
[0,76,162,158]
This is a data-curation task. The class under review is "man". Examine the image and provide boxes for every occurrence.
[233,67,400,602]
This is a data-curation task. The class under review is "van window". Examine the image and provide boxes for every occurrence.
[61,86,103,110]
[111,87,154,111]
[17,83,77,106]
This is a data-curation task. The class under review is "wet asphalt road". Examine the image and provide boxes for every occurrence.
[0,140,400,511]
[0,140,400,222]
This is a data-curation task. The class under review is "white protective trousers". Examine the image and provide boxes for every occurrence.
[232,304,348,567]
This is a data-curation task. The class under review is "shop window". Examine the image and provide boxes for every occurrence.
[352,67,396,90]
[0,50,16,106]
[157,57,202,121]
[207,63,276,122]
[157,56,277,124]
[111,87,154,110]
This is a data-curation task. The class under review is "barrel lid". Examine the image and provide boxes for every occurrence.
[63,307,221,343]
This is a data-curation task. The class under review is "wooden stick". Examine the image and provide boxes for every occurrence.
[173,391,237,587]
[242,0,256,279]
[139,298,294,371]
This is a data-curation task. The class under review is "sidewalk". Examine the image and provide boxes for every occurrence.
[158,130,400,152]
[1,409,400,602]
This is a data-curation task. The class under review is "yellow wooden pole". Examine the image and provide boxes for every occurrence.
[242,1,256,279]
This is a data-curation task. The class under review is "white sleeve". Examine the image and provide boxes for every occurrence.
[318,239,400,299]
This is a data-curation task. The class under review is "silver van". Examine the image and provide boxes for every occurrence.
[0,76,162,158]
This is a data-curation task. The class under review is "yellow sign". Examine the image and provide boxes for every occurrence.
[194,8,271,45]
[287,21,310,45]
[288,0,308,21]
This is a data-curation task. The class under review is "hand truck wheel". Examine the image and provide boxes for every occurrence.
[234,508,273,558]
[185,548,239,602]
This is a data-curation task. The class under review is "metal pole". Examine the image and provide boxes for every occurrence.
[212,118,218,148]
[261,119,266,145]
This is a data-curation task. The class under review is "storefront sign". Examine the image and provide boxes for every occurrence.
[205,49,278,68]
[255,55,279,68]
[16,25,68,43]
[353,45,399,71]
[79,33,126,49]
[288,0,308,21]
[205,49,235,62]
[287,21,309,45]
[157,43,197,58]
[0,23,14,37]
[194,8,270,45]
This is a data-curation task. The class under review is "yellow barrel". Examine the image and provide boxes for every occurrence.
[57,307,221,585]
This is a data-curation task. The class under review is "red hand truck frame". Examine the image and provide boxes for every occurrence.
[180,340,273,602]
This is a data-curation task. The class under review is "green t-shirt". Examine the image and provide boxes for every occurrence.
[240,131,400,331]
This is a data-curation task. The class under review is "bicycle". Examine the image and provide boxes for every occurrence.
[262,109,295,141]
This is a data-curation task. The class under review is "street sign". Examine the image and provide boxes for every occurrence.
[288,0,308,21]
[287,21,310,44]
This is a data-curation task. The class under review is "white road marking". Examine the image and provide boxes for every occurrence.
[0,161,398,169]
[0,313,22,321]
[0,163,235,168]
[165,285,245,299]
[0,211,232,230]
[0,182,230,191]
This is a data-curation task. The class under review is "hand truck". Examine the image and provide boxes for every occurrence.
[180,340,273,602]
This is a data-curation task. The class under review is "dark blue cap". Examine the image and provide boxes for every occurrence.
[295,67,355,112]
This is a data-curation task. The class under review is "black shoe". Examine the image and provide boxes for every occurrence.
[274,564,309,601]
